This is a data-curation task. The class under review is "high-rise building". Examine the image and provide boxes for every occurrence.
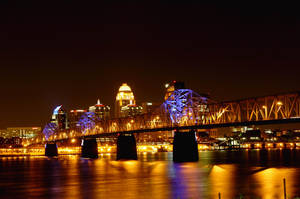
[120,104,143,117]
[164,81,185,100]
[141,102,161,114]
[69,109,87,130]
[115,83,143,117]
[89,99,110,120]
[50,105,68,130]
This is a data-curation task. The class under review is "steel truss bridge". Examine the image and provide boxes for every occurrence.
[44,90,300,141]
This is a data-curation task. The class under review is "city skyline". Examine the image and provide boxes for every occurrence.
[1,3,300,199]
[1,3,300,128]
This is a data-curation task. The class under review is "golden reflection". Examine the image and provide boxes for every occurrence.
[93,160,170,199]
[254,168,298,199]
[209,165,236,199]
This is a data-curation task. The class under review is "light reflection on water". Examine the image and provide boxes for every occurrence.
[0,150,300,199]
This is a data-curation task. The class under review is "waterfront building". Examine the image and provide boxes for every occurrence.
[50,105,68,130]
[0,129,6,138]
[241,130,261,141]
[1,127,41,139]
[0,137,22,148]
[89,99,110,120]
[115,83,143,118]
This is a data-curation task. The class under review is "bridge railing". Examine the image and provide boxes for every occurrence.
[203,92,300,124]
[42,91,300,142]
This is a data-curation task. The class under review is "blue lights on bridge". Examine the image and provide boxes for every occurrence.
[78,112,99,134]
[42,123,58,140]
[163,89,208,124]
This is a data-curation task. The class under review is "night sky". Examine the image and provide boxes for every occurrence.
[0,2,300,128]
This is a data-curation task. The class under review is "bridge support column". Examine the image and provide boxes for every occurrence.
[81,138,98,158]
[173,130,199,162]
[45,142,58,157]
[117,133,137,160]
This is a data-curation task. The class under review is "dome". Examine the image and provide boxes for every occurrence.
[119,83,132,92]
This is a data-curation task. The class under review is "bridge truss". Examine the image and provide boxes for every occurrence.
[43,91,300,141]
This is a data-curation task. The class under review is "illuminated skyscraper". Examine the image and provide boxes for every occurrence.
[89,99,110,120]
[50,105,68,130]
[115,83,142,117]
[69,109,87,130]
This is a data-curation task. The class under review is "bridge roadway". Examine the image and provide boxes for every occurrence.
[44,117,300,162]
[81,117,300,139]
[42,118,300,143]
[45,90,300,141]
[43,90,300,162]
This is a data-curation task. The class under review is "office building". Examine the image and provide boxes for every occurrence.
[50,105,68,130]
[164,81,185,100]
[69,109,87,130]
[89,99,110,120]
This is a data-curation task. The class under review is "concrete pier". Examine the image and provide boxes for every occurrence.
[173,130,199,162]
[81,138,98,158]
[45,143,58,157]
[117,133,137,160]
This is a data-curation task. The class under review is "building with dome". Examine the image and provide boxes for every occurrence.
[115,83,143,118]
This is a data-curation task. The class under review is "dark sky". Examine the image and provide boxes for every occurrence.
[0,2,300,128]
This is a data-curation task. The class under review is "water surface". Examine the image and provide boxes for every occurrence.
[1,150,300,199]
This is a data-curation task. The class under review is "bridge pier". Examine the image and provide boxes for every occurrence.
[117,133,137,160]
[81,138,98,158]
[173,130,199,162]
[45,142,58,157]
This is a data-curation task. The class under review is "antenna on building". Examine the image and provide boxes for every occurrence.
[97,99,101,105]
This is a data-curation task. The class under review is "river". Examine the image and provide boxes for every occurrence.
[1,150,300,199]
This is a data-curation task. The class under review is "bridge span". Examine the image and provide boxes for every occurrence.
[41,90,300,162]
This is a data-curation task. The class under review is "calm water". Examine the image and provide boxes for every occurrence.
[1,150,300,199]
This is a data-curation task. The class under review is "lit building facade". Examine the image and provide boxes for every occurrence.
[115,83,143,118]
[89,99,110,120]
[120,104,143,117]
[68,109,87,130]
[50,105,68,130]
[164,81,185,100]
[141,102,161,114]
[1,127,41,139]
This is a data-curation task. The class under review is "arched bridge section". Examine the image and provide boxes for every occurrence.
[44,90,300,141]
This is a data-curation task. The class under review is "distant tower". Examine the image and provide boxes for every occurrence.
[69,109,87,130]
[164,80,185,100]
[115,83,142,118]
[50,105,68,130]
[89,99,110,120]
